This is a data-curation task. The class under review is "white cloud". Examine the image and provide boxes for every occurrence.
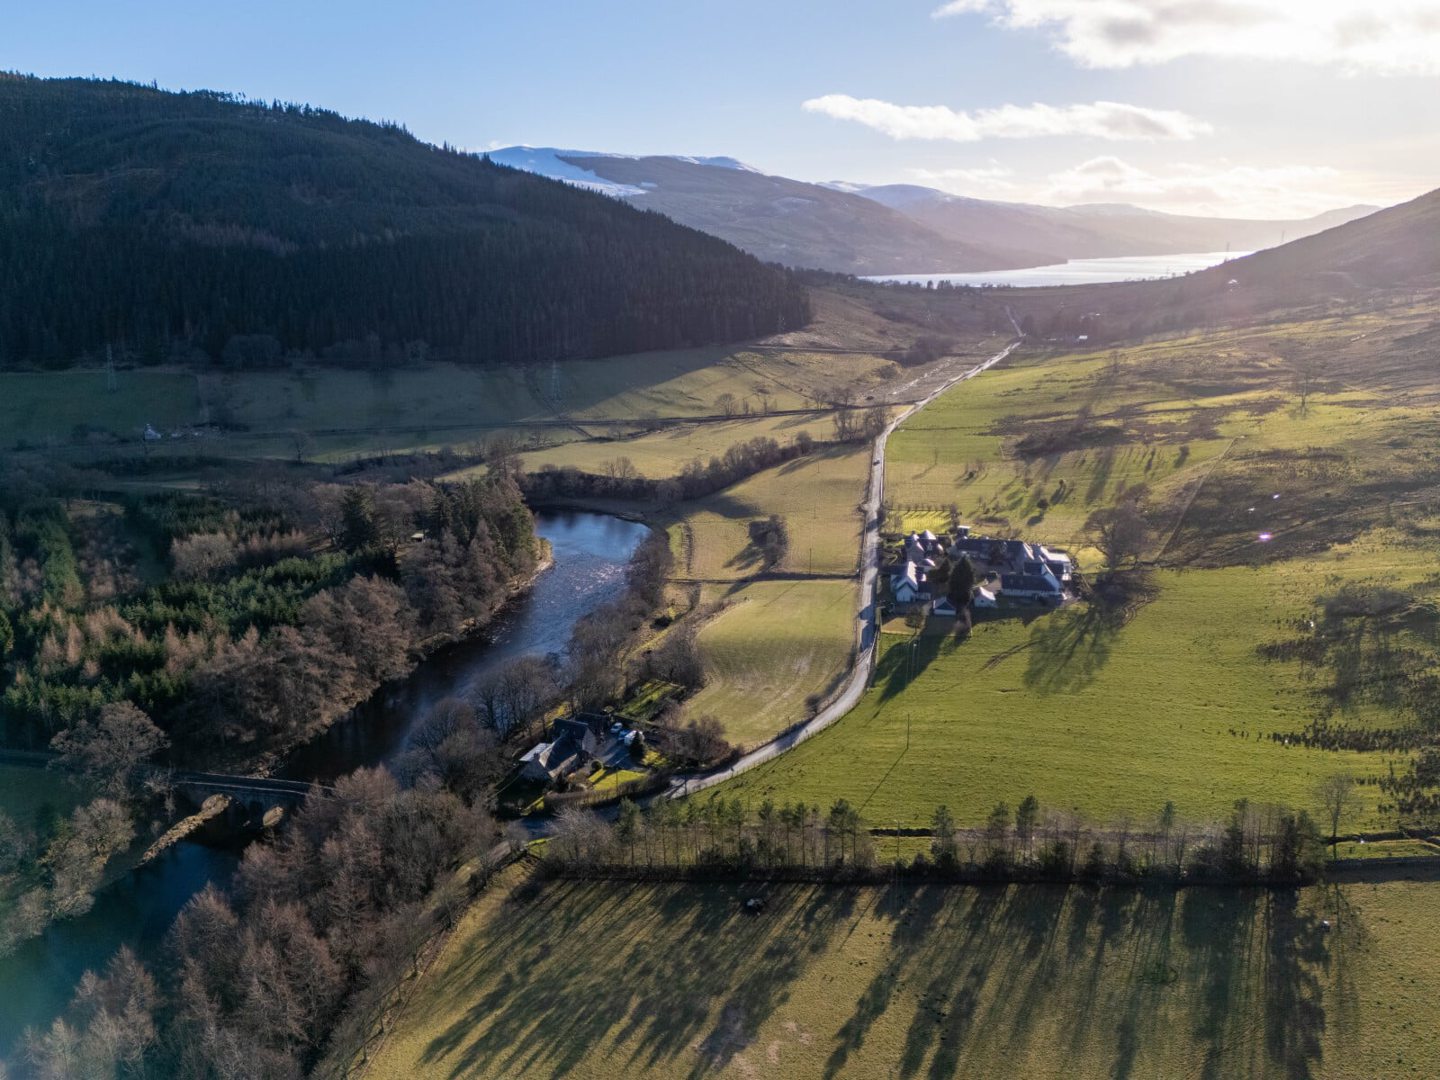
[908,164,1018,192]
[801,94,1210,142]
[933,1,1440,76]
[1037,155,1359,216]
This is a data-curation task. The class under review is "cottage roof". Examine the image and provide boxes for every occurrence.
[1001,573,1061,593]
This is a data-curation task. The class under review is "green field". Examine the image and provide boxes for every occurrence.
[0,371,200,448]
[886,302,1440,563]
[721,554,1410,831]
[668,446,871,580]
[713,302,1440,833]
[365,865,1440,1079]
[506,413,841,481]
[686,580,859,747]
[1,346,898,462]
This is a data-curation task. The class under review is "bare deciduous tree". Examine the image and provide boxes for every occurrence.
[50,702,168,799]
[1085,502,1151,571]
[1317,772,1359,853]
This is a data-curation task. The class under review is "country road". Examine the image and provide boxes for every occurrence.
[666,336,1022,798]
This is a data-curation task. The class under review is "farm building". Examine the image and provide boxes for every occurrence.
[892,560,929,604]
[1000,572,1064,604]
[520,717,598,783]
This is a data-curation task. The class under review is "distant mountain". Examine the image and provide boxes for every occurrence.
[855,183,1378,263]
[493,147,1379,276]
[488,148,1040,274]
[0,77,810,369]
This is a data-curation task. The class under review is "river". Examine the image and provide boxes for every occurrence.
[0,509,648,1056]
[864,250,1250,288]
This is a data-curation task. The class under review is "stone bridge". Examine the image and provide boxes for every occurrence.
[172,771,331,828]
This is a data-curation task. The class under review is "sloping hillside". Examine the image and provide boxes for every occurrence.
[490,148,1042,273]
[861,183,1376,261]
[0,77,810,369]
[1215,187,1440,290]
[962,190,1438,346]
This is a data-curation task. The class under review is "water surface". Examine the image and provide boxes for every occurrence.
[867,251,1249,289]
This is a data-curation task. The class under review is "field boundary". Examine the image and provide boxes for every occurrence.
[665,339,1021,798]
[1153,436,1239,561]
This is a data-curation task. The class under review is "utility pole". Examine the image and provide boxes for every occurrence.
[105,345,117,393]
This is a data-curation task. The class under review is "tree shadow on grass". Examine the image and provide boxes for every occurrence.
[419,878,858,1080]
[824,883,1338,1080]
[823,884,951,1078]
[1084,445,1119,505]
[776,443,858,476]
[1022,573,1158,696]
[1181,887,1332,1080]
[418,875,1340,1080]
[1021,602,1122,695]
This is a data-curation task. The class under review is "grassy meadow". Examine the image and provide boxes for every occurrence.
[886,301,1440,562]
[1,370,199,447]
[719,551,1423,832]
[1,346,897,463]
[685,580,860,747]
[718,300,1440,831]
[668,446,872,580]
[364,865,1440,1080]
[506,412,841,480]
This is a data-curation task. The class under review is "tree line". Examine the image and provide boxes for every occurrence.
[519,426,877,506]
[542,793,1330,886]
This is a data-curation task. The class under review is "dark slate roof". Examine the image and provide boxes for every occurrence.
[553,718,598,753]
[1001,573,1062,593]
[1003,539,1035,560]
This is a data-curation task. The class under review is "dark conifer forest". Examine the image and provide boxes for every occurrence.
[0,75,811,369]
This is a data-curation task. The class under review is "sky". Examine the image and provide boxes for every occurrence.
[6,0,1439,218]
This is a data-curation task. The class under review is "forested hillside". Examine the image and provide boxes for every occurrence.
[0,75,810,369]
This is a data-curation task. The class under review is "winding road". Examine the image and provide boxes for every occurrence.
[668,336,1022,798]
